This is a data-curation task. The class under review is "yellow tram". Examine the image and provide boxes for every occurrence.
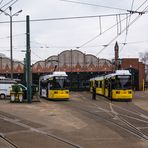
[90,76,104,95]
[39,71,70,100]
[90,70,133,100]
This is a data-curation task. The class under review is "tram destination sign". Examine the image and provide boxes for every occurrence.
[117,75,130,78]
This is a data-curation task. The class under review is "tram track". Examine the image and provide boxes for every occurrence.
[64,92,148,141]
[0,134,18,148]
[46,133,81,148]
[0,112,81,148]
[79,91,148,121]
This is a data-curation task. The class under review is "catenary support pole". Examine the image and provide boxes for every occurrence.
[26,15,32,103]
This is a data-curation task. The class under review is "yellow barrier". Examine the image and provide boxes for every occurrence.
[142,79,145,91]
[10,91,23,102]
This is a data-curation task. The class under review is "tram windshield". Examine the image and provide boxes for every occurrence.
[51,76,69,89]
[112,75,132,89]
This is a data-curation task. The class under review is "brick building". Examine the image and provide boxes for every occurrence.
[121,58,145,90]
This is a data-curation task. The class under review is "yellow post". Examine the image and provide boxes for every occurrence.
[142,79,145,91]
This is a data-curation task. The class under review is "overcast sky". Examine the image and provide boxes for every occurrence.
[0,0,148,63]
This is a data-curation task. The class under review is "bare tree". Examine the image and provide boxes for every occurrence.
[0,53,6,57]
[139,52,148,64]
[139,52,148,83]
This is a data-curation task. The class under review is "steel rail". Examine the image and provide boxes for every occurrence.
[0,135,18,148]
[46,134,81,148]
[65,93,148,141]
[65,100,148,141]
[0,112,81,148]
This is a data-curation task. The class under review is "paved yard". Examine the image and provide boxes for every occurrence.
[0,91,148,148]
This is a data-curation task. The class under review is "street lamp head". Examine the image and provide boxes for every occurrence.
[4,13,9,16]
[0,8,22,17]
[0,9,4,12]
[9,6,12,11]
[13,10,23,16]
[18,10,23,13]
[21,50,26,52]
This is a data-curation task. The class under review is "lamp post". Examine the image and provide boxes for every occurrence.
[0,7,22,79]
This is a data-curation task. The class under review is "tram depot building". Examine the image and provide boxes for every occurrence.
[0,49,146,91]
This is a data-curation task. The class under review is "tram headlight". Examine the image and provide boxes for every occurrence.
[128,91,132,94]
[116,91,120,94]
[54,91,58,94]
[65,91,69,94]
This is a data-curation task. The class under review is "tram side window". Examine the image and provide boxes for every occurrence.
[95,80,98,87]
[63,79,70,89]
[105,80,109,88]
[100,81,102,88]
[48,81,53,89]
[40,81,47,89]
[111,79,116,89]
[90,81,93,87]
[89,81,92,87]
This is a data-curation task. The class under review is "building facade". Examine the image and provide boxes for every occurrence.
[0,50,145,90]
[121,58,145,91]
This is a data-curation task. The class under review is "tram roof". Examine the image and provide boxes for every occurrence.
[105,70,131,78]
[40,71,67,80]
[0,76,6,80]
[0,77,17,83]
[90,70,131,81]
[90,76,104,81]
[0,76,17,82]
[52,71,68,77]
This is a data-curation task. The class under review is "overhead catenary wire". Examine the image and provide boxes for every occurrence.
[0,1,147,62]
[0,33,25,40]
[99,16,102,35]
[18,40,148,51]
[136,0,148,10]
[95,17,140,57]
[31,50,43,60]
[95,4,148,57]
[60,0,128,11]
[116,15,119,35]
[2,39,148,50]
[122,40,148,44]
[0,0,16,9]
[78,13,132,48]
[119,15,122,34]
[0,0,18,15]
[116,14,121,35]
[0,12,132,24]
[0,0,4,5]
[0,0,17,10]
[120,0,148,52]
[121,0,135,51]
[78,0,148,50]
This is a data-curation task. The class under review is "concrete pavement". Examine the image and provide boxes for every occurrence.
[0,91,148,148]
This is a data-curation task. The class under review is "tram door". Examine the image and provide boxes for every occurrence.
[48,82,51,97]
